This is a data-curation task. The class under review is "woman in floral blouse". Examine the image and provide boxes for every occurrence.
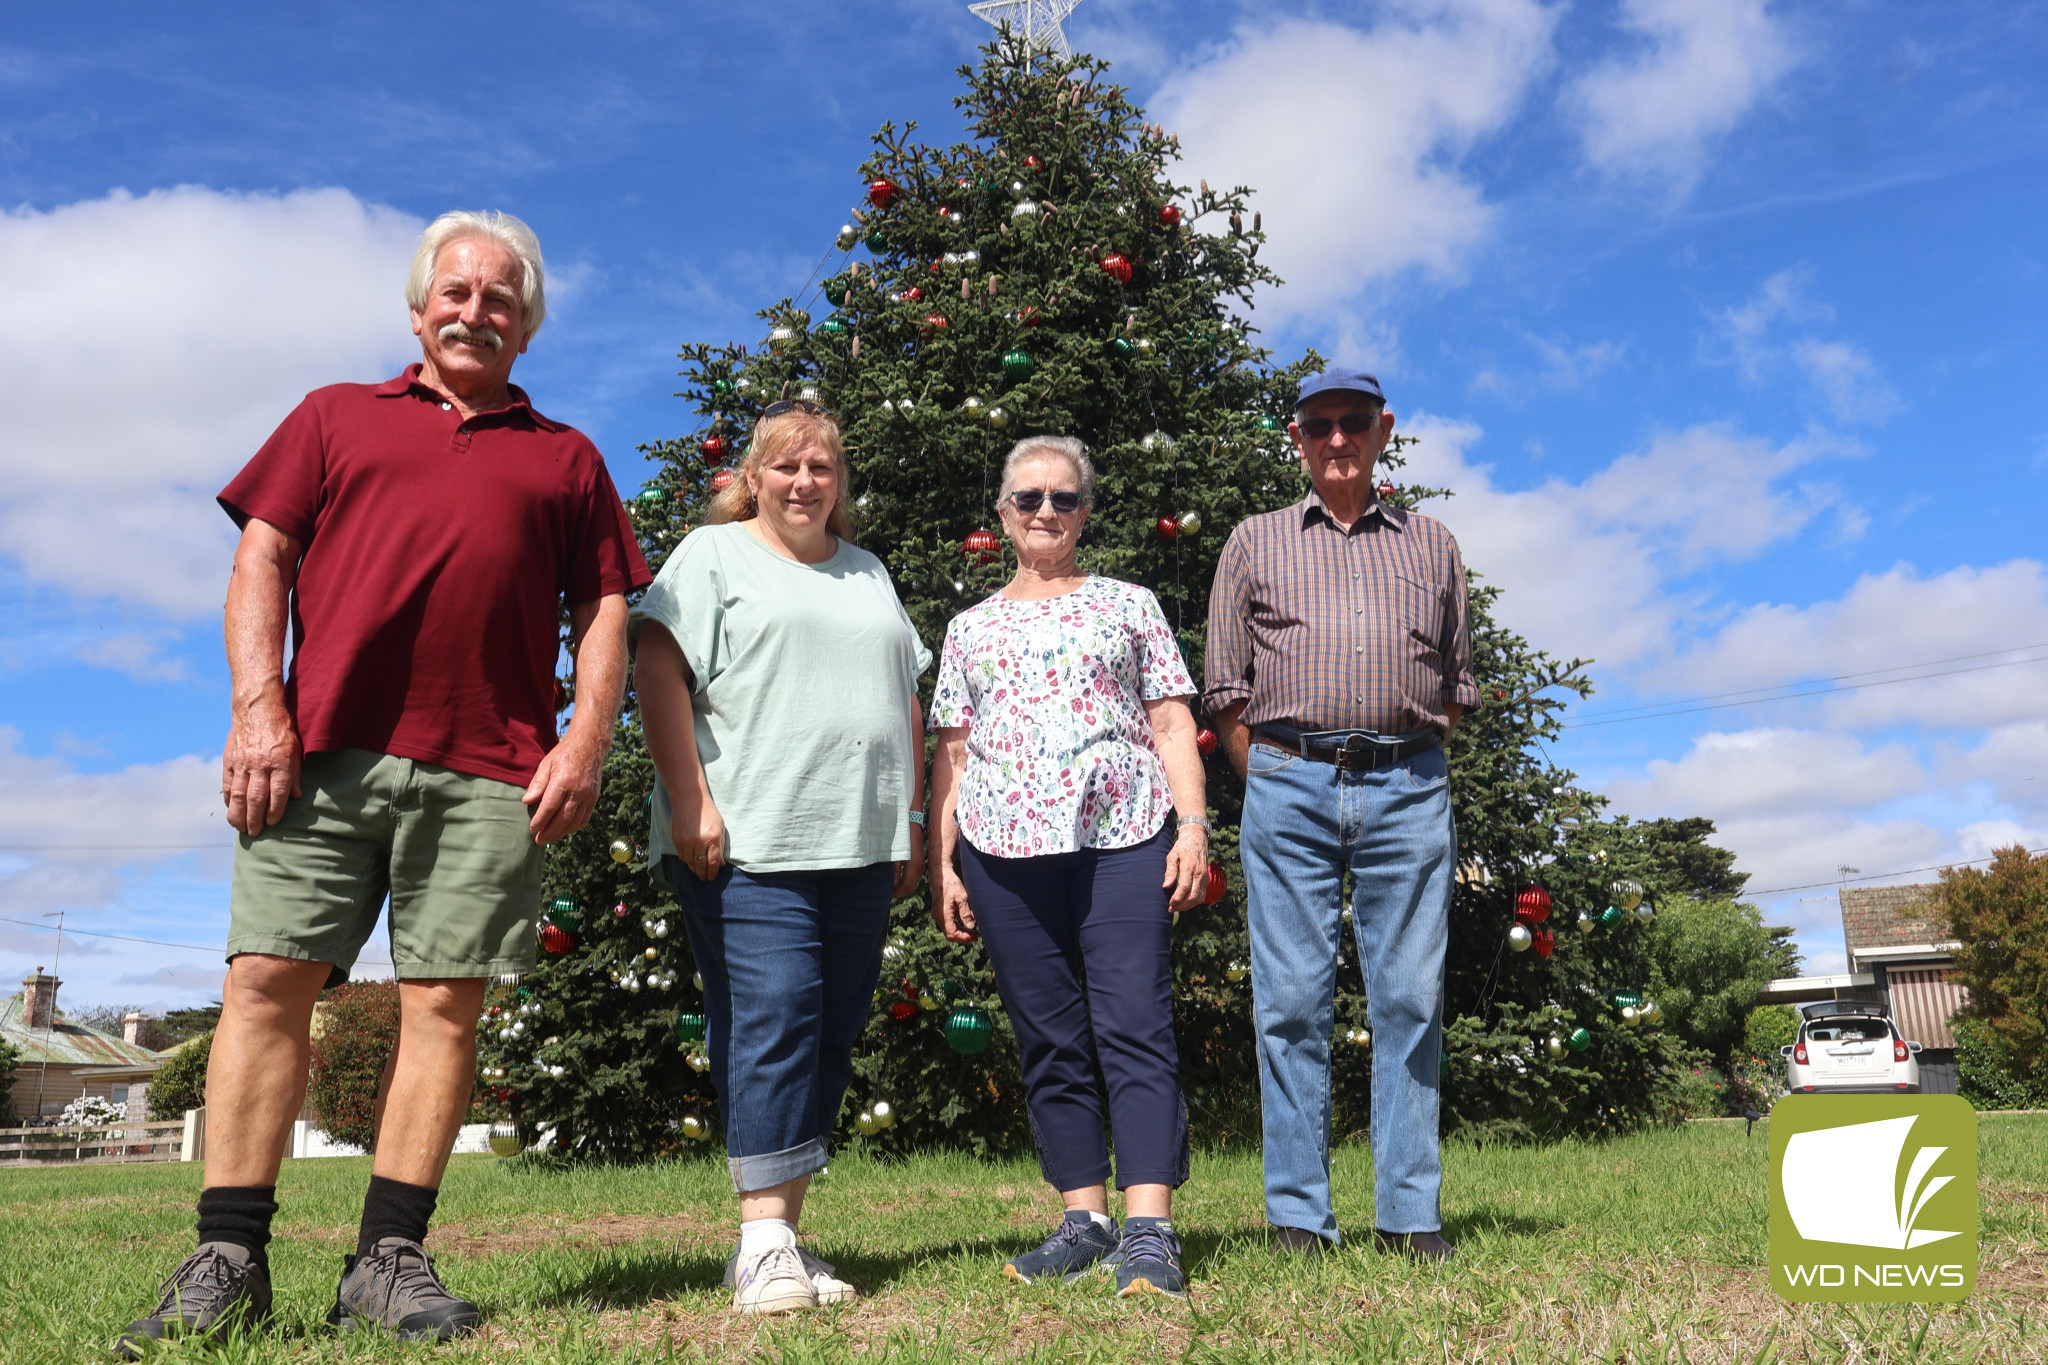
[928,434,1209,1299]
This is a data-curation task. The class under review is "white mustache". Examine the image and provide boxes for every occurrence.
[438,321,504,351]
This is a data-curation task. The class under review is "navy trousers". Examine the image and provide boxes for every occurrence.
[958,822,1188,1191]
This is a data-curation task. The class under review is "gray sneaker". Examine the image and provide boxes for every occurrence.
[325,1237,480,1341]
[1003,1210,1120,1282]
[115,1242,272,1358]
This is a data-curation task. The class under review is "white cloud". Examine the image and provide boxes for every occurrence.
[1472,331,1629,401]
[1654,561,2048,730]
[73,631,193,683]
[1703,267,1900,423]
[1605,728,1925,819]
[1565,0,1799,194]
[1397,414,1842,665]
[1151,0,1557,321]
[0,186,422,616]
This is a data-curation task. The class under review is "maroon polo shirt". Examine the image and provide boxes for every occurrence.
[219,365,652,787]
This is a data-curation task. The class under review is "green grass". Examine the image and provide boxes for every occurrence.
[2,1117,2043,1364]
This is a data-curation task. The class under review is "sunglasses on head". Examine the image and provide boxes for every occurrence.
[1296,411,1382,440]
[1009,488,1082,515]
[761,399,837,419]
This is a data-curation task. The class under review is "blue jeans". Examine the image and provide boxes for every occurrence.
[1239,736,1454,1240]
[666,856,893,1193]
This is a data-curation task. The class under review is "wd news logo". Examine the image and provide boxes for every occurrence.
[1769,1095,1977,1302]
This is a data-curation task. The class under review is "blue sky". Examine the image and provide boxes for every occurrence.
[3,0,2045,1011]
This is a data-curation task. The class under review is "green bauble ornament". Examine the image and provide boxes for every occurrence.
[823,276,852,306]
[1110,336,1135,357]
[1257,414,1283,432]
[674,1011,707,1044]
[1566,1027,1591,1053]
[711,378,734,397]
[864,230,886,252]
[636,485,665,504]
[817,318,849,337]
[999,349,1036,382]
[1610,990,1641,1009]
[547,896,581,932]
[1598,904,1624,926]
[943,1005,995,1055]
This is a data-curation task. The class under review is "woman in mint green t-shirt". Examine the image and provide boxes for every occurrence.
[632,403,929,1316]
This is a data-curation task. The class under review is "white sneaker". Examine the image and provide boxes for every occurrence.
[798,1248,857,1305]
[732,1245,817,1315]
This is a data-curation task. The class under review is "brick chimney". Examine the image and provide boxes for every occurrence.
[123,1011,146,1046]
[22,968,61,1031]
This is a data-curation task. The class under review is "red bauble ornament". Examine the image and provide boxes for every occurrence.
[867,179,897,208]
[538,924,577,956]
[1196,728,1218,756]
[1024,155,1041,170]
[1377,481,1396,499]
[923,313,949,330]
[1513,885,1552,926]
[887,1000,919,1022]
[1016,305,1041,327]
[963,528,999,562]
[1156,516,1180,540]
[1204,863,1227,906]
[935,205,952,219]
[1100,253,1133,285]
[709,469,736,493]
[897,286,924,303]
[700,435,729,464]
[1532,928,1556,958]
[1159,204,1183,227]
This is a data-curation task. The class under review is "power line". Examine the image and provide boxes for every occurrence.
[1567,640,2048,724]
[1562,652,2048,729]
[0,914,392,967]
[1744,845,2048,898]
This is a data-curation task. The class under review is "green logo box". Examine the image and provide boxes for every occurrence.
[1769,1094,1977,1302]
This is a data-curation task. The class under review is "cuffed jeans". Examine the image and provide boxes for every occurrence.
[958,822,1188,1192]
[667,856,893,1193]
[1239,736,1453,1241]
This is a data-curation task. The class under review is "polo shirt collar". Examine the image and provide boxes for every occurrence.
[1300,487,1404,533]
[375,363,567,431]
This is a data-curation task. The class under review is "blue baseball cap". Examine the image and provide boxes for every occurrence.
[1294,368,1386,410]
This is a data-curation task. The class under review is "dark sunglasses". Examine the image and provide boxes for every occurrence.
[1296,411,1381,440]
[761,399,837,419]
[1009,488,1082,515]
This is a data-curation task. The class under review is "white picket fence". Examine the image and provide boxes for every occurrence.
[3,1111,497,1166]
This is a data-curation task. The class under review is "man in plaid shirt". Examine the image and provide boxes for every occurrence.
[1204,369,1478,1262]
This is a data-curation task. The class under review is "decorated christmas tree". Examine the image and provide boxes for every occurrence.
[480,33,1703,1159]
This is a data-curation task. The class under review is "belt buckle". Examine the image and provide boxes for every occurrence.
[1336,734,1378,771]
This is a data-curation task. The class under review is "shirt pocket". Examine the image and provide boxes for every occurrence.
[1388,571,1445,660]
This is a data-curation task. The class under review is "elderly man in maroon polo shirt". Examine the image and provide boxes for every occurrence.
[118,211,650,1357]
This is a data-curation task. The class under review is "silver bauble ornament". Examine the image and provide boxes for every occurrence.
[609,838,633,863]
[870,1100,895,1129]
[1545,1034,1566,1060]
[1177,511,1203,536]
[687,1050,711,1073]
[693,971,704,991]
[961,395,985,419]
[836,223,858,249]
[1011,200,1040,219]
[1507,924,1534,952]
[1140,430,1175,451]
[855,1110,877,1136]
[1620,1005,1640,1027]
[681,1114,710,1141]
[986,405,1011,429]
[1577,909,1595,934]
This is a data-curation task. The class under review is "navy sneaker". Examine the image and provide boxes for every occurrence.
[1003,1210,1120,1282]
[1111,1217,1187,1299]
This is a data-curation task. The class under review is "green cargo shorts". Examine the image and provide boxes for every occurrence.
[227,748,545,982]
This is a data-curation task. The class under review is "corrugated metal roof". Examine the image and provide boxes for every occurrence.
[0,993,163,1068]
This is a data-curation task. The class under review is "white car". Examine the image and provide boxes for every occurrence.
[1782,1000,1922,1095]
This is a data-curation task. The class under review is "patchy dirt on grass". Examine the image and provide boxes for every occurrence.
[426,1210,737,1258]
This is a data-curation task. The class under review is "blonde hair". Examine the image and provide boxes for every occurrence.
[405,210,547,340]
[705,408,856,543]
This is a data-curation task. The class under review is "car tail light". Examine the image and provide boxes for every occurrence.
[1793,1041,1808,1066]
[1894,1039,1909,1062]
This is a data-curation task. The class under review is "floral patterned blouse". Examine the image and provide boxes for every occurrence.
[930,576,1196,857]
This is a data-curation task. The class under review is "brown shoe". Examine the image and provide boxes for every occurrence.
[116,1243,271,1359]
[1373,1229,1456,1262]
[1269,1225,1329,1256]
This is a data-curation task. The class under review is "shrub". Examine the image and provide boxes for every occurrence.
[1935,845,2048,1083]
[147,1031,212,1121]
[308,982,400,1152]
[0,1035,19,1114]
[1956,1018,2048,1110]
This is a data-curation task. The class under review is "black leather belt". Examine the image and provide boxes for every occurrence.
[1253,726,1441,772]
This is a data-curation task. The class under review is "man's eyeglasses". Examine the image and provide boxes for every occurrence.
[1296,411,1382,441]
[1009,488,1082,515]
[762,399,837,419]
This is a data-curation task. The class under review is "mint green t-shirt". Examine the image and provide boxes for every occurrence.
[631,522,932,873]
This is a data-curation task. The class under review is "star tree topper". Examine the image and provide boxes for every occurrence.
[967,0,1087,56]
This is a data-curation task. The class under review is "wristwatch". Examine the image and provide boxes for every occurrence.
[908,809,927,827]
[1176,815,1211,834]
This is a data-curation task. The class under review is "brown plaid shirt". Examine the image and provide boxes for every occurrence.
[1203,491,1479,736]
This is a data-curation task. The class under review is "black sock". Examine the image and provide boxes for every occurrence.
[196,1185,279,1266]
[356,1175,439,1258]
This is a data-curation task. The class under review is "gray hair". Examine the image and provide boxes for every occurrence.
[997,435,1096,511]
[405,210,548,340]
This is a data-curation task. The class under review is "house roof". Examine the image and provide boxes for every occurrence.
[1839,883,1951,952]
[0,993,162,1069]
